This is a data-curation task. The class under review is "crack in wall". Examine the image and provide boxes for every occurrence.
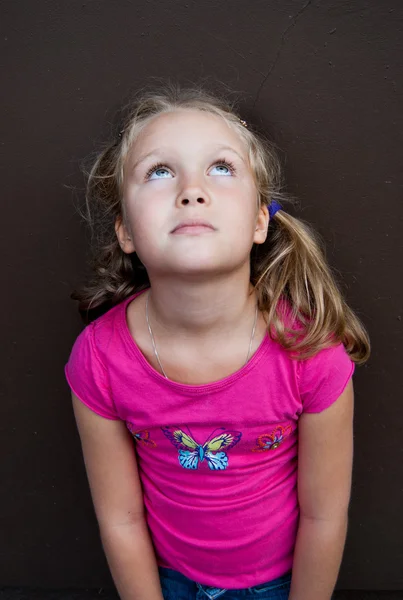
[253,0,313,108]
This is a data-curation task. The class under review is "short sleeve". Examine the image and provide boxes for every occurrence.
[298,343,355,413]
[65,323,119,420]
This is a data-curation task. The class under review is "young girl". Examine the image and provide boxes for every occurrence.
[65,84,370,600]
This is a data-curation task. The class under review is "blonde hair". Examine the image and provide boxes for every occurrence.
[73,82,370,364]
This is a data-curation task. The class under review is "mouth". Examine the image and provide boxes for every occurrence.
[171,220,216,235]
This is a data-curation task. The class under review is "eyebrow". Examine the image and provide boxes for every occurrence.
[131,150,161,173]
[213,145,246,163]
[130,144,246,173]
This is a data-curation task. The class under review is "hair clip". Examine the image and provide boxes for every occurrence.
[118,129,124,139]
[239,118,248,128]
[268,201,282,219]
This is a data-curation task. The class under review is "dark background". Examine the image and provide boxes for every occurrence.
[1,0,402,594]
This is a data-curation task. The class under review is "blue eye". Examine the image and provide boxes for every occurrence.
[147,166,172,180]
[211,165,230,176]
[210,160,236,176]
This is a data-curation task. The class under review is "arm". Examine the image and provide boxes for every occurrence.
[72,393,164,600]
[289,379,354,600]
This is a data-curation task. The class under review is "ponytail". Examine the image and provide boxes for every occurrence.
[252,209,370,363]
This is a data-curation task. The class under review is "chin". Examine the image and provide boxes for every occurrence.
[147,247,249,277]
[173,256,247,278]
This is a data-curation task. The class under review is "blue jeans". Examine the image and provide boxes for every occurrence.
[159,567,291,600]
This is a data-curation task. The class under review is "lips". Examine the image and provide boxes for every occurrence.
[171,219,215,234]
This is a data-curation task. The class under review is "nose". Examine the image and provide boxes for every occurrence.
[179,194,206,206]
[176,177,211,208]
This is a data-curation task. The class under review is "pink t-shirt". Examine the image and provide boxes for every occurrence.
[65,291,354,589]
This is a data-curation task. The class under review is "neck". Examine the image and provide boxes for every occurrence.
[146,269,256,340]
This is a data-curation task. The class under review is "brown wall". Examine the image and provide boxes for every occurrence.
[1,0,402,590]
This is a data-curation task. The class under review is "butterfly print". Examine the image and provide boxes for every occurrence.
[252,425,292,452]
[126,423,157,447]
[162,427,242,470]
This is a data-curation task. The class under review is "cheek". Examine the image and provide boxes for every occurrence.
[228,182,258,219]
[232,189,260,239]
[124,187,163,232]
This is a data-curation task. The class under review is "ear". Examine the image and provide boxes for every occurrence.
[253,204,269,245]
[115,216,136,254]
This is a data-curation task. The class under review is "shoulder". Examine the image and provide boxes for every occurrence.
[297,343,355,414]
[66,297,130,390]
[273,297,355,413]
[65,300,132,420]
[79,293,136,360]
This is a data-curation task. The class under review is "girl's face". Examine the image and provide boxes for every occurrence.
[118,109,268,278]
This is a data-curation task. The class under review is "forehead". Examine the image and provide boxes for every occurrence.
[130,109,247,157]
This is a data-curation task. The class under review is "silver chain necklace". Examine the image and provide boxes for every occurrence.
[145,291,258,380]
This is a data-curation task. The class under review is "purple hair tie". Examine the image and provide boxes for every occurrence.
[269,200,282,219]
